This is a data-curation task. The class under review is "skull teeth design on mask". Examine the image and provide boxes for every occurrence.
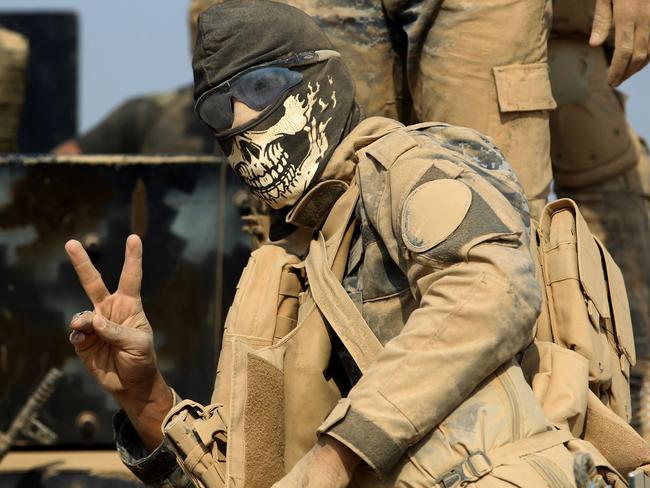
[228,81,335,208]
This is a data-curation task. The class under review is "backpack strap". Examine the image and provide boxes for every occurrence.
[303,175,384,372]
[306,229,383,373]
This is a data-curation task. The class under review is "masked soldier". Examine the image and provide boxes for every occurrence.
[65,2,627,487]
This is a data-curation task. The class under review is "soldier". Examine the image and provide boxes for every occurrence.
[65,2,626,487]
[0,27,28,153]
[276,0,556,218]
[53,0,216,155]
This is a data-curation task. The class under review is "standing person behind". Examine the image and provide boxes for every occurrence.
[548,0,650,438]
[63,2,629,486]
[280,0,557,217]
[53,0,217,155]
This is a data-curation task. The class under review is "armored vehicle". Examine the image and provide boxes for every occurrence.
[0,154,251,486]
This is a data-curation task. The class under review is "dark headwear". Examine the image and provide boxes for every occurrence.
[192,0,335,99]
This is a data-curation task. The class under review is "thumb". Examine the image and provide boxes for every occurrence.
[590,0,613,46]
[93,314,139,349]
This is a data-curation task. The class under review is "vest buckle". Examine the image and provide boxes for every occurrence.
[439,451,493,488]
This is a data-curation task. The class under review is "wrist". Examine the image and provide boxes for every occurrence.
[114,374,173,452]
[115,370,168,404]
[318,436,361,476]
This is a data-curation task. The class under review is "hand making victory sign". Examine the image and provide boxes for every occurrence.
[65,234,172,451]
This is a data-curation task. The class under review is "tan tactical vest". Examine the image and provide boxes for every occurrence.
[160,134,641,487]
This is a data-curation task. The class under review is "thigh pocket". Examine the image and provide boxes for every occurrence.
[493,63,557,114]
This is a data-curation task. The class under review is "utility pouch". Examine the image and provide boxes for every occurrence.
[536,198,635,420]
[524,197,645,477]
[162,400,228,488]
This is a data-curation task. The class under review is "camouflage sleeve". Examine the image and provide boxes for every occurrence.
[318,125,541,476]
[113,409,192,487]
[77,95,163,154]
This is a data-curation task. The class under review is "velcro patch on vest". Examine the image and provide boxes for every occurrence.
[401,179,472,253]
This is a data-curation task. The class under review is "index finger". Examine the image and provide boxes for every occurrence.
[65,239,110,306]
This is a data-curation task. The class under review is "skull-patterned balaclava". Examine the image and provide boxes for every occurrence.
[193,1,359,208]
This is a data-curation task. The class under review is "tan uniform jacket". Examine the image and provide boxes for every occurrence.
[306,118,575,484]
[115,117,578,486]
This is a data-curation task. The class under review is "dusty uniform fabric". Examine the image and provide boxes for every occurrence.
[0,28,28,153]
[549,0,650,434]
[77,85,216,155]
[113,117,585,487]
[280,0,556,216]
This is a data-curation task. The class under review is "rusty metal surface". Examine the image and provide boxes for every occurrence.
[0,155,250,447]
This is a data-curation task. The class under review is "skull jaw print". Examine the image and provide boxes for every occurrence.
[227,81,336,209]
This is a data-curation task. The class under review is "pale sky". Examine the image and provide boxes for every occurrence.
[2,0,649,143]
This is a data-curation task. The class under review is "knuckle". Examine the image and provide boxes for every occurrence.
[618,45,634,56]
[632,51,648,65]
[106,325,121,340]
[593,14,608,25]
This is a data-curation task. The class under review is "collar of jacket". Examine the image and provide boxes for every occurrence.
[285,116,404,230]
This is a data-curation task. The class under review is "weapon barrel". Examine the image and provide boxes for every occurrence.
[0,367,63,459]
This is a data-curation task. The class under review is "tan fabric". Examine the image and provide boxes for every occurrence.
[305,232,383,373]
[548,3,650,393]
[400,179,472,253]
[521,341,589,437]
[537,199,635,422]
[312,119,579,485]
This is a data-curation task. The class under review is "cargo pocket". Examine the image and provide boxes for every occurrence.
[493,63,557,113]
[491,63,557,202]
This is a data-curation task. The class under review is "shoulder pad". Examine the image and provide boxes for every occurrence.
[401,179,472,253]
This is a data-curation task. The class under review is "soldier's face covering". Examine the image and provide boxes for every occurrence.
[193,1,360,209]
[220,60,355,209]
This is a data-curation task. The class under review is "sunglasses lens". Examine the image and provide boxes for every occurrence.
[233,67,303,111]
[197,67,303,134]
[198,91,234,132]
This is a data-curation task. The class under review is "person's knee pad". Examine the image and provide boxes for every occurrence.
[549,38,637,189]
